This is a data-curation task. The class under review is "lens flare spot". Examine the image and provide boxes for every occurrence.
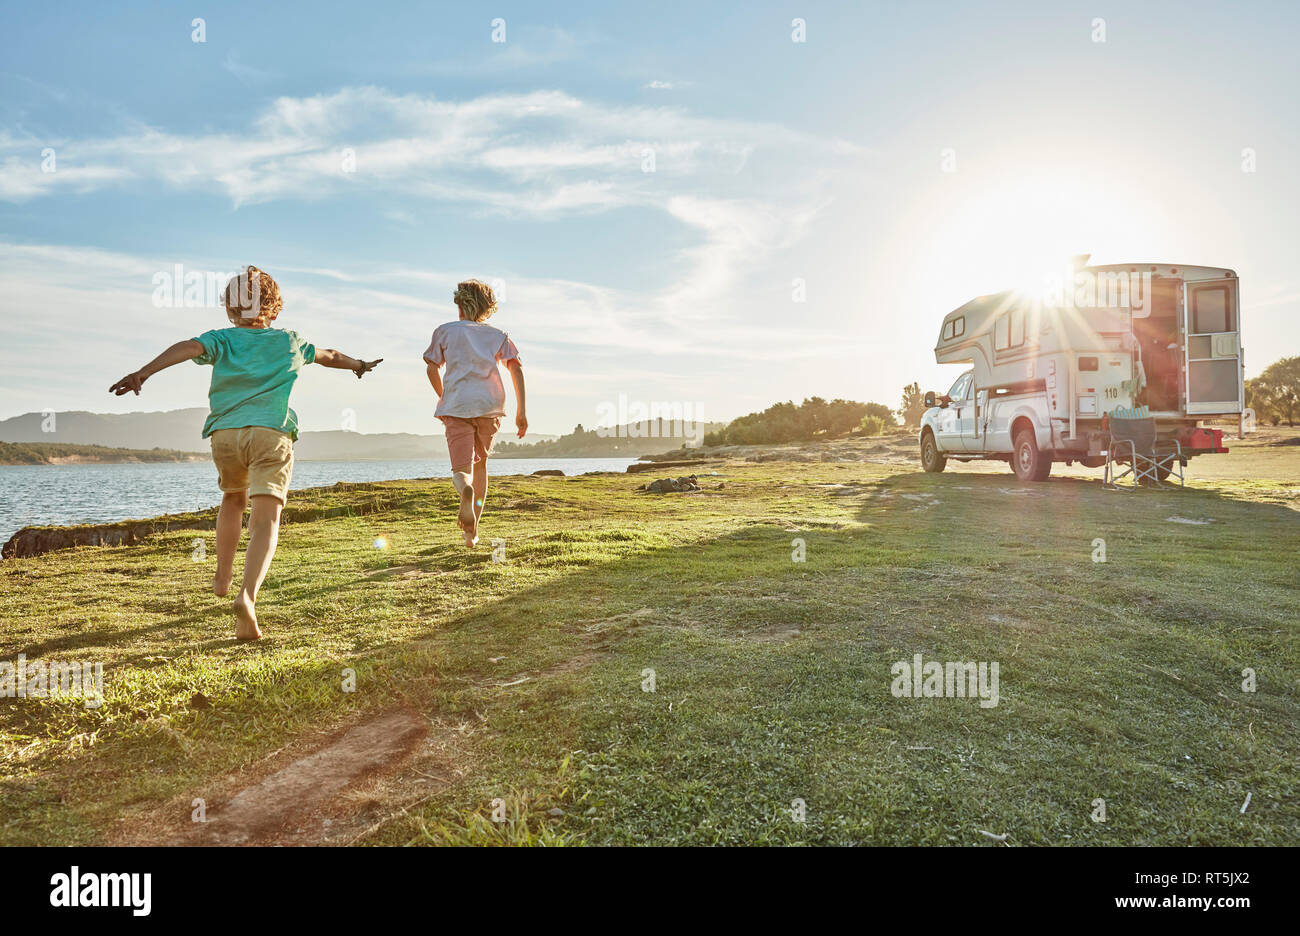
[373,536,389,550]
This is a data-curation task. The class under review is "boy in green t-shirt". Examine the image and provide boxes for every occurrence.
[109,266,381,640]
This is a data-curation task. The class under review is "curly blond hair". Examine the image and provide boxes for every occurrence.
[224,265,282,327]
[453,279,498,322]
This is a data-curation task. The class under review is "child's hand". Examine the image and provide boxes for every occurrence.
[109,371,147,396]
[515,413,528,438]
[353,358,383,379]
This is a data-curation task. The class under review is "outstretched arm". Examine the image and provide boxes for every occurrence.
[507,359,527,437]
[109,339,205,396]
[314,349,382,379]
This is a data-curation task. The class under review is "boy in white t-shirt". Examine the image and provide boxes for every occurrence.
[423,279,527,547]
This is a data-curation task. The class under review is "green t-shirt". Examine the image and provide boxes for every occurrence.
[192,327,316,440]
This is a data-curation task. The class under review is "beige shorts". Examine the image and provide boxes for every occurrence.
[210,426,295,503]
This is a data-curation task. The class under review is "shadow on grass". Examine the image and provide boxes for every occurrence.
[3,465,1298,844]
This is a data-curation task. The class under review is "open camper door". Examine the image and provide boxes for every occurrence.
[1183,277,1243,415]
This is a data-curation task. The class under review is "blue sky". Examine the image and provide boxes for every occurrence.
[2,1,1298,435]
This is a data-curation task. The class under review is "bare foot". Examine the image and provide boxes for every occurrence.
[457,488,478,547]
[212,571,233,597]
[233,592,262,641]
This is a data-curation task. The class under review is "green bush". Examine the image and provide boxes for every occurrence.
[858,415,887,436]
[707,397,896,445]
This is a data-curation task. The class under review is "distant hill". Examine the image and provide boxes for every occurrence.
[295,430,449,461]
[0,409,557,461]
[0,408,210,452]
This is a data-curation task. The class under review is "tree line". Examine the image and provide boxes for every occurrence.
[703,397,890,446]
[1246,356,1300,426]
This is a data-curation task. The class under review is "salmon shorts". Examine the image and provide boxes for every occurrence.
[441,415,502,469]
[209,426,295,503]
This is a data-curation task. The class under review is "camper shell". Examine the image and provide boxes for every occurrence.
[920,260,1241,478]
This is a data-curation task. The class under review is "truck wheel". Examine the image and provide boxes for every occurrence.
[1012,427,1051,482]
[921,431,947,473]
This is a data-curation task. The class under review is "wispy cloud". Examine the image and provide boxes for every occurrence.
[222,51,279,85]
[0,245,886,428]
[0,86,858,209]
[0,86,865,325]
[0,240,883,370]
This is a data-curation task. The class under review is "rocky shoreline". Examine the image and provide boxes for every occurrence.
[638,430,921,468]
[36,454,207,465]
[2,482,393,560]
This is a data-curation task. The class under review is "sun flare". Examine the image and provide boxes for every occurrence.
[913,170,1169,306]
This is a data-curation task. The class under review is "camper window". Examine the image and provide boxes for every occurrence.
[953,316,965,338]
[1192,285,1233,334]
[994,311,1024,352]
[1010,310,1025,347]
[943,321,954,340]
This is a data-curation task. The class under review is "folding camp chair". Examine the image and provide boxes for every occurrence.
[1103,416,1184,490]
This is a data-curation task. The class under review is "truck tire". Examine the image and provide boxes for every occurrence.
[1012,427,1051,482]
[921,431,947,473]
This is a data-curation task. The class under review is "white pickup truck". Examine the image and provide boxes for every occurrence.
[918,261,1241,482]
[920,370,1069,481]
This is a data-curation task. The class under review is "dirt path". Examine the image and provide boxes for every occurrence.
[112,709,453,847]
[191,712,427,845]
[112,636,619,846]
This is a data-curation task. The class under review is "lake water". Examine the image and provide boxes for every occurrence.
[0,457,641,543]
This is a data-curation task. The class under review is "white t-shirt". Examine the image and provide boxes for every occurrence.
[423,320,521,419]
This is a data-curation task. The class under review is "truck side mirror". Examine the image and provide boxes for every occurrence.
[923,391,937,408]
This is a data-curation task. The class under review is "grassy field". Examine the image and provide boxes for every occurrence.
[1,431,1297,846]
